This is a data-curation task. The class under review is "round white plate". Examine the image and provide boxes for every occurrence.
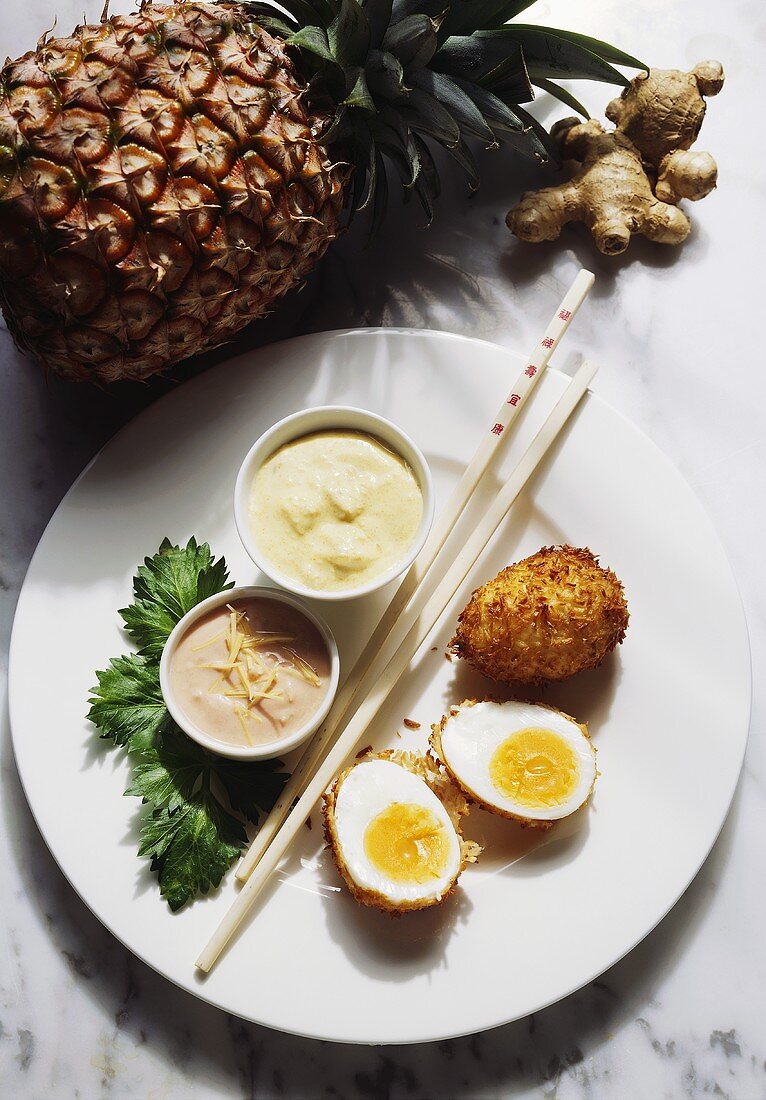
[9,329,750,1045]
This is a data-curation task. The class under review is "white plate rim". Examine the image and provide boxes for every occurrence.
[7,327,752,1044]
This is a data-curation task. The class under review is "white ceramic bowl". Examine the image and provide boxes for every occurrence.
[159,585,340,761]
[233,405,435,601]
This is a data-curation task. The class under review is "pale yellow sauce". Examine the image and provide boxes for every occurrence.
[249,430,423,592]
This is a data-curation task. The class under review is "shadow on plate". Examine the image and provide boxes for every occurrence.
[320,870,474,984]
[441,638,623,737]
[463,804,591,878]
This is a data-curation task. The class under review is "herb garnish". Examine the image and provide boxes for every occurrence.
[119,536,234,660]
[88,538,287,911]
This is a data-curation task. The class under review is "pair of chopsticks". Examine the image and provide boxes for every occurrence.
[196,269,597,973]
[235,268,596,887]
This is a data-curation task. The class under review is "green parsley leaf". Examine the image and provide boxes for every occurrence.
[137,795,245,911]
[127,727,287,907]
[125,723,288,825]
[87,654,171,753]
[125,726,202,813]
[120,536,233,660]
[88,537,289,911]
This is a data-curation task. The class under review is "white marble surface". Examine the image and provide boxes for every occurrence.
[1,0,765,1096]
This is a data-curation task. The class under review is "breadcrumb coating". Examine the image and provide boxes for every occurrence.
[430,698,596,828]
[451,546,628,685]
[323,750,480,914]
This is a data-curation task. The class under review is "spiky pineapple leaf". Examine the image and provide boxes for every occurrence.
[366,0,394,46]
[360,145,391,242]
[368,147,390,239]
[288,24,337,63]
[252,0,312,27]
[500,26,631,86]
[247,0,644,224]
[391,0,447,20]
[366,49,409,99]
[408,133,439,222]
[246,5,296,36]
[439,0,537,39]
[329,0,370,67]
[403,88,462,146]
[370,108,420,185]
[119,537,232,660]
[344,65,375,108]
[533,77,589,120]
[410,69,496,143]
[433,35,532,103]
[445,135,480,190]
[358,138,380,211]
[504,99,562,163]
[540,29,647,71]
[346,114,372,212]
[284,0,337,24]
[383,14,439,69]
[448,75,547,163]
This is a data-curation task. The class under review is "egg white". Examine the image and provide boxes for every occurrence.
[436,700,596,822]
[330,759,462,905]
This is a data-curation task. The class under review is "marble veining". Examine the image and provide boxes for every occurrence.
[1,0,766,1096]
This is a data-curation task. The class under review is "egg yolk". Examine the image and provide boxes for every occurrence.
[490,727,579,808]
[364,802,451,884]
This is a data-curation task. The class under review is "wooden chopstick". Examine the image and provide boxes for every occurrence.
[235,270,595,884]
[196,357,600,973]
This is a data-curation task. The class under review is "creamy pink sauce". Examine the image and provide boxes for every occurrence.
[170,598,331,748]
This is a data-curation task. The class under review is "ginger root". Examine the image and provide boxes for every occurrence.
[506,61,724,255]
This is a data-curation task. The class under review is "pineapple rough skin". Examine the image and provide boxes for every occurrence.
[0,3,346,382]
[451,546,629,685]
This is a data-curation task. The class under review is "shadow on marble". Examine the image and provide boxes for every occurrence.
[501,217,711,295]
[1,688,743,1098]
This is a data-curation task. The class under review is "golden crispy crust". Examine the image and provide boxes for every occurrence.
[429,698,597,828]
[322,750,481,915]
[451,545,629,685]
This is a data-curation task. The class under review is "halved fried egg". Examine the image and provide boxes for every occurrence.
[431,699,597,827]
[323,752,478,912]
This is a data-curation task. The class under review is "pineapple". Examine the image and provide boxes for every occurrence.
[0,1,641,382]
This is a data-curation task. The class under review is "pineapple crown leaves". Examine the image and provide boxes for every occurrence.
[243,0,645,228]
